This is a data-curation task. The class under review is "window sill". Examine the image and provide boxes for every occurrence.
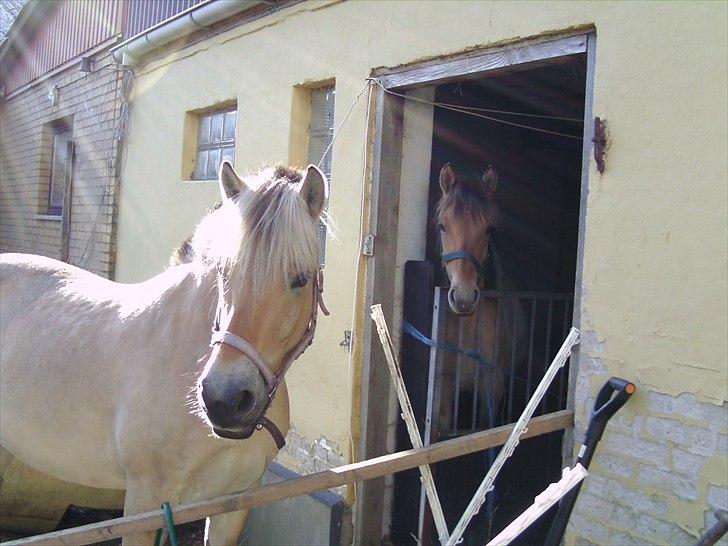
[36,214,62,221]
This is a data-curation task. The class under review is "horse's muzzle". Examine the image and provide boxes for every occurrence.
[211,425,255,440]
[448,286,480,316]
[199,376,263,438]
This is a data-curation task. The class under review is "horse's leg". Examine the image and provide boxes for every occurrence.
[205,508,250,546]
[122,478,163,546]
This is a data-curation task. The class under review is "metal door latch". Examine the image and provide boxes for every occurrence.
[361,234,375,256]
[339,330,352,349]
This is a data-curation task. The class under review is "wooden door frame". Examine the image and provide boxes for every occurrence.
[355,30,596,544]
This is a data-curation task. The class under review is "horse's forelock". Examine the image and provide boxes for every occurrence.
[184,165,319,299]
[436,177,502,228]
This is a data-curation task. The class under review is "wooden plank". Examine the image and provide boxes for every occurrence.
[60,140,75,263]
[380,35,587,90]
[6,411,573,546]
[565,31,598,468]
[358,87,405,541]
[371,304,450,544]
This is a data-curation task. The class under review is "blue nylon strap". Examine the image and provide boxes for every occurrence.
[402,320,495,370]
[440,251,488,279]
[403,320,551,397]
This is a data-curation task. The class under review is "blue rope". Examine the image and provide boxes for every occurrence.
[403,321,496,370]
[403,320,501,529]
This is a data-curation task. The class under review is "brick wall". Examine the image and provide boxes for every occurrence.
[0,50,123,278]
[567,331,728,545]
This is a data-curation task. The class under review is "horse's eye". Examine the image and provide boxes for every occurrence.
[291,273,308,289]
[438,223,447,232]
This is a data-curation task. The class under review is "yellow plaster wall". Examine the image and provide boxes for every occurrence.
[116,0,727,537]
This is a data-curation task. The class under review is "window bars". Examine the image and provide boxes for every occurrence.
[194,108,236,180]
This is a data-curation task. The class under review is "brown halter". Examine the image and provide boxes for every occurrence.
[209,269,329,449]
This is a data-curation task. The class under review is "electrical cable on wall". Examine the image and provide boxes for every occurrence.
[76,64,135,269]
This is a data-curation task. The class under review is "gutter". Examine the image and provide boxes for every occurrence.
[110,0,266,66]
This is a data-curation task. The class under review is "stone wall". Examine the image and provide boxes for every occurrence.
[568,331,728,545]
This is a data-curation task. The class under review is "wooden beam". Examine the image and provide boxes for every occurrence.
[379,34,587,90]
[6,411,573,546]
[358,86,405,541]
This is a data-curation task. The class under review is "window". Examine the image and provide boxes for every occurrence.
[193,108,236,180]
[47,124,73,215]
[307,86,335,266]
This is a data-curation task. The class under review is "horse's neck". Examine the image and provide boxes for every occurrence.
[128,263,218,344]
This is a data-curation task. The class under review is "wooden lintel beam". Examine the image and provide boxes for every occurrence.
[7,410,573,546]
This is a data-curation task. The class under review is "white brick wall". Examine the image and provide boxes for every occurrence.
[567,330,728,545]
[0,51,122,278]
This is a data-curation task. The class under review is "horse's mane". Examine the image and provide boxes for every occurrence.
[172,165,320,298]
[435,172,502,228]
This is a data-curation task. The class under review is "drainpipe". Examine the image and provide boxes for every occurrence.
[111,0,266,66]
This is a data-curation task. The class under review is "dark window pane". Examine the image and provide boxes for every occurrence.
[207,148,221,179]
[223,111,236,142]
[198,114,211,145]
[221,146,234,165]
[195,149,208,180]
[210,113,223,144]
[308,86,335,179]
[307,86,335,266]
[49,132,69,212]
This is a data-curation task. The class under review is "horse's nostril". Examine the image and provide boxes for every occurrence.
[235,390,255,415]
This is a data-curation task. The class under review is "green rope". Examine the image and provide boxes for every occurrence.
[153,501,180,546]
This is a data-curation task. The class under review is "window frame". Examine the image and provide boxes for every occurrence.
[192,107,237,181]
[307,85,335,267]
[47,123,73,216]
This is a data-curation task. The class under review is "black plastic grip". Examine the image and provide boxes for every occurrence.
[583,377,636,463]
[544,377,635,546]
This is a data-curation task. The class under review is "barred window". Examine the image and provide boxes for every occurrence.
[307,86,335,267]
[193,108,236,180]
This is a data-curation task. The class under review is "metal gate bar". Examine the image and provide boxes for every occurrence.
[427,289,574,438]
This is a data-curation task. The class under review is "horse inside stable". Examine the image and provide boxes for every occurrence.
[393,54,586,545]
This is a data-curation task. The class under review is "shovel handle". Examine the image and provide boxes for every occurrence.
[582,377,636,464]
[544,377,635,546]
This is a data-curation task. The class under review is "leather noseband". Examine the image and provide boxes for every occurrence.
[209,269,329,449]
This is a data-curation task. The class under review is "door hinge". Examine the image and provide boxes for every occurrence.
[361,234,375,256]
[593,116,608,173]
[339,330,352,350]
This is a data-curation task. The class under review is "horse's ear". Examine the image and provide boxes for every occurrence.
[483,165,498,193]
[218,161,248,200]
[439,163,458,193]
[299,165,328,219]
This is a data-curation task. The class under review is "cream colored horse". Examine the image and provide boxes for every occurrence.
[0,162,327,545]
[436,164,527,433]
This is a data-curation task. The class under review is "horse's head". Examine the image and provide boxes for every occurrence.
[193,162,327,441]
[436,163,501,316]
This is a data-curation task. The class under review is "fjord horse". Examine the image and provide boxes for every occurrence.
[436,164,527,433]
[0,162,328,545]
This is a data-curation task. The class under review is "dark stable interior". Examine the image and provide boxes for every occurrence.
[393,53,587,546]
